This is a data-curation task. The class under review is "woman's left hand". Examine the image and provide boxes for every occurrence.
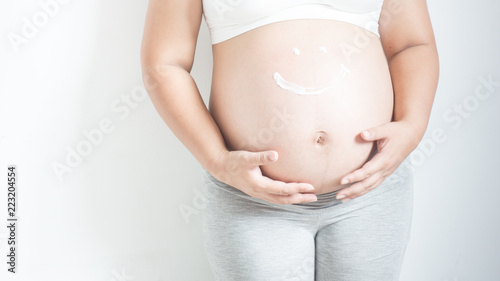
[336,120,421,203]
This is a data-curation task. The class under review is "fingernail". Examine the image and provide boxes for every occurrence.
[268,152,277,161]
[341,179,349,185]
[336,194,346,200]
[342,198,351,203]
[363,131,371,138]
[305,185,315,191]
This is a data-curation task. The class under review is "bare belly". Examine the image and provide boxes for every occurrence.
[209,20,394,194]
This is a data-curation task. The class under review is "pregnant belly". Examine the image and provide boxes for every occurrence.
[209,20,394,194]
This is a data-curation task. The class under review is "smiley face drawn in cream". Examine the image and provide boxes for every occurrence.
[273,46,350,95]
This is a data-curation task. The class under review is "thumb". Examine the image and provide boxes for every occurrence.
[248,150,279,166]
[361,123,391,141]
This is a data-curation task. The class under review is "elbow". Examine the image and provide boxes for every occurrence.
[386,42,426,63]
[140,58,164,93]
[140,45,194,73]
[386,40,438,66]
[140,51,193,92]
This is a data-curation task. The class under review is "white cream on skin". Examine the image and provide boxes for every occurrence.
[273,64,350,95]
[273,46,350,95]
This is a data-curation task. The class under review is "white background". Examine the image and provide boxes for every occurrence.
[0,0,499,280]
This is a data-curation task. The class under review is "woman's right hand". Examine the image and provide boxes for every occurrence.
[209,150,318,205]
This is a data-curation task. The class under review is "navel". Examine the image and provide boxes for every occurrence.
[314,131,329,146]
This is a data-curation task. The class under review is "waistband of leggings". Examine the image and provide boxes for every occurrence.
[199,153,414,210]
[200,167,355,209]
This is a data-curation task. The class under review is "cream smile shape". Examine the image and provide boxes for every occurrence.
[273,47,350,95]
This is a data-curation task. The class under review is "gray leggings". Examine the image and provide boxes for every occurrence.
[200,155,414,281]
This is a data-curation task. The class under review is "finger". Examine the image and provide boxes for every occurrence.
[259,176,315,195]
[266,192,318,205]
[246,150,279,166]
[361,123,392,141]
[337,176,385,201]
[261,178,316,195]
[340,152,387,185]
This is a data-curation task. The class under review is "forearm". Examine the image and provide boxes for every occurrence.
[142,64,228,173]
[388,43,439,143]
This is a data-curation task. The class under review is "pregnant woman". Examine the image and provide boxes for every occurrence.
[141,0,439,280]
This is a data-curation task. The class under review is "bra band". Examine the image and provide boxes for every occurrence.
[202,1,385,44]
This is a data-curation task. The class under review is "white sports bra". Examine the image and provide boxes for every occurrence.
[202,0,385,44]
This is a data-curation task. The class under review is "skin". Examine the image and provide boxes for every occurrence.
[336,0,439,202]
[140,0,438,204]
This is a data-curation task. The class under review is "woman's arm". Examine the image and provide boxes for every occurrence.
[336,0,439,202]
[140,0,317,204]
[140,0,227,173]
[380,0,439,141]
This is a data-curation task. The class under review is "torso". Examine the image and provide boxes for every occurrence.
[209,19,393,194]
